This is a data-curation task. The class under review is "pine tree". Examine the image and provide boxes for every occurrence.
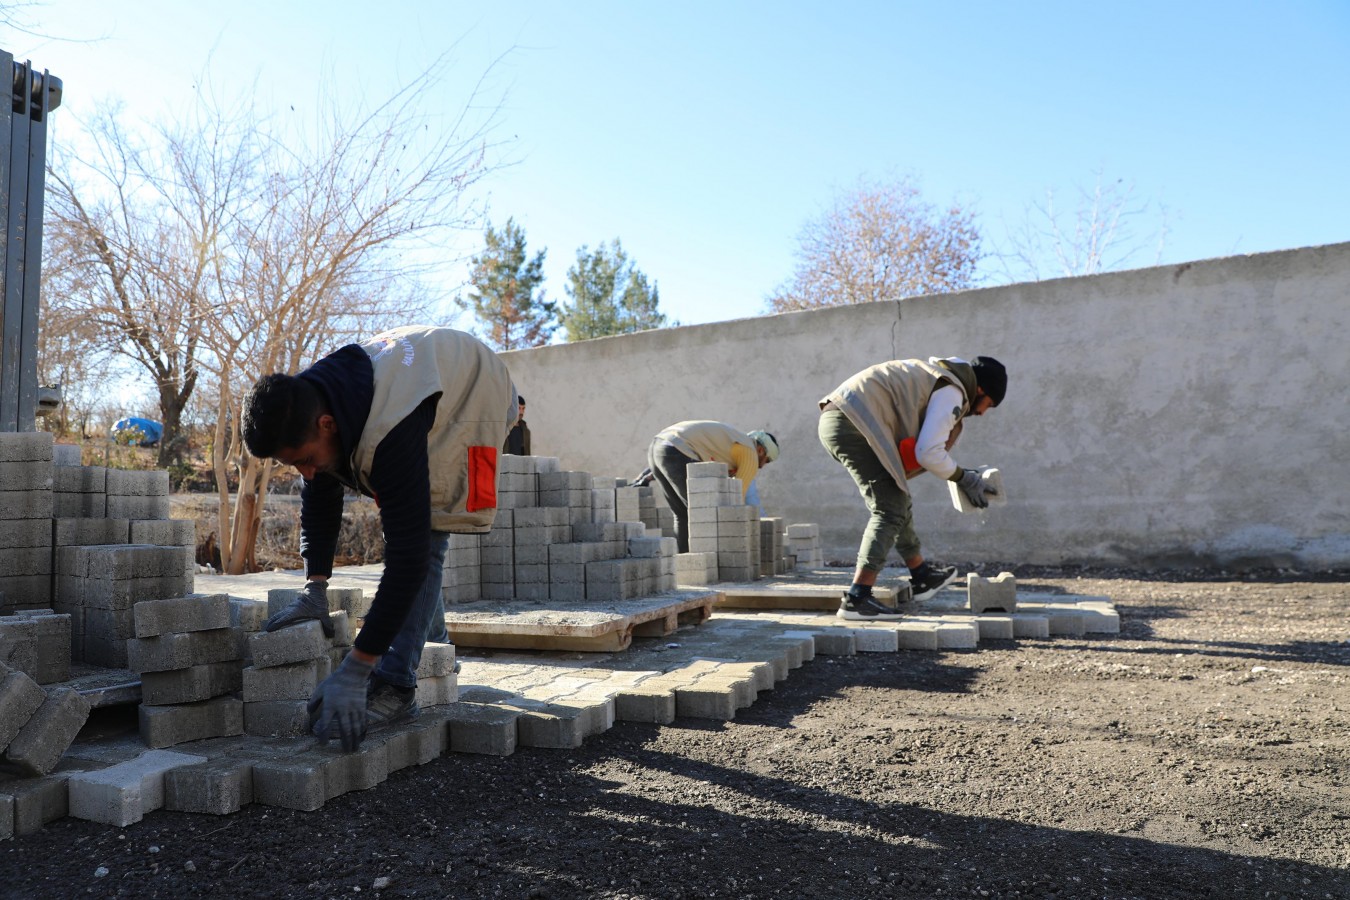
[458,218,555,350]
[559,239,671,342]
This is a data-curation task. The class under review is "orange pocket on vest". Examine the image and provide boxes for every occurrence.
[467,446,498,512]
[898,437,924,479]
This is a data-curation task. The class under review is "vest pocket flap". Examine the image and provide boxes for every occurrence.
[467,446,498,512]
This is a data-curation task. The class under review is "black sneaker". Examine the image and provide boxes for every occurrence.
[909,563,958,602]
[366,678,420,731]
[837,592,906,621]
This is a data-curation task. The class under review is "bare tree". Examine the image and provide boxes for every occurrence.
[991,168,1170,283]
[45,59,507,573]
[767,176,981,312]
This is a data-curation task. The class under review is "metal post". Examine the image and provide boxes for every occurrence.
[0,52,62,432]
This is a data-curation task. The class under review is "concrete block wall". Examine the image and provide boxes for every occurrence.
[786,523,824,569]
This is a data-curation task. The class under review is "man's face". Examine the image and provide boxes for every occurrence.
[517,401,526,423]
[757,444,771,468]
[971,388,996,417]
[274,414,341,480]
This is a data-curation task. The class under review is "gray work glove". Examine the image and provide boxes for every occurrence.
[307,652,374,752]
[263,580,334,638]
[956,468,991,509]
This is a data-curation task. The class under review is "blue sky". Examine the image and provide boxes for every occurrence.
[12,1,1350,330]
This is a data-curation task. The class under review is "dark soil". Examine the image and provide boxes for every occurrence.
[3,573,1347,899]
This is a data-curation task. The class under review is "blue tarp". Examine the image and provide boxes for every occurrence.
[110,416,163,446]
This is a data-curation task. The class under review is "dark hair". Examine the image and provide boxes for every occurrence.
[241,374,325,458]
[517,395,526,405]
[970,356,1007,407]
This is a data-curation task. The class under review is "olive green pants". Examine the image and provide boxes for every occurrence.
[817,408,920,572]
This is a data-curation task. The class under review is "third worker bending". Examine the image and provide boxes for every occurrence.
[819,356,1006,620]
[648,420,780,553]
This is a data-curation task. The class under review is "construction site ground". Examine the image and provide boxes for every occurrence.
[3,567,1347,899]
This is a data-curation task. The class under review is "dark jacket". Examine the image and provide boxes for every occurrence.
[503,420,531,456]
[297,345,436,657]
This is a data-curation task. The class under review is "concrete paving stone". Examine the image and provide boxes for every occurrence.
[0,519,53,551]
[850,625,900,653]
[416,642,458,678]
[128,626,244,673]
[701,675,757,709]
[163,756,254,815]
[51,517,127,547]
[52,492,106,518]
[1009,614,1051,639]
[790,627,855,656]
[505,699,587,749]
[785,523,819,538]
[1037,608,1089,636]
[0,433,53,463]
[3,685,91,776]
[968,571,1018,613]
[104,468,170,497]
[0,668,47,748]
[105,495,173,519]
[250,750,329,811]
[0,490,53,520]
[444,701,519,756]
[894,622,942,650]
[51,465,104,493]
[613,687,676,724]
[0,758,103,835]
[0,619,38,679]
[140,662,243,706]
[375,712,450,771]
[249,619,329,668]
[244,699,310,738]
[0,547,52,578]
[66,748,206,826]
[139,697,244,748]
[52,444,82,467]
[131,593,231,638]
[228,597,267,634]
[0,461,54,492]
[973,615,1016,640]
[513,543,550,565]
[128,518,195,548]
[674,683,738,720]
[416,674,459,707]
[323,741,389,799]
[12,613,71,684]
[326,587,371,620]
[717,661,776,694]
[687,461,729,479]
[243,657,331,702]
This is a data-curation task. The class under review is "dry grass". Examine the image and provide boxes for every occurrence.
[172,494,385,572]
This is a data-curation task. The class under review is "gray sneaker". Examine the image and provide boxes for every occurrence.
[366,679,420,731]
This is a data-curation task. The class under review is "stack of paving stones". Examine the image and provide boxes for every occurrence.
[441,456,681,606]
[786,522,824,569]
[54,544,192,668]
[235,587,372,738]
[0,433,54,611]
[0,660,91,779]
[129,594,245,748]
[759,517,789,576]
[685,461,761,582]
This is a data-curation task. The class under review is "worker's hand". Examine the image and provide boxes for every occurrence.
[956,468,991,509]
[263,580,334,638]
[307,653,373,752]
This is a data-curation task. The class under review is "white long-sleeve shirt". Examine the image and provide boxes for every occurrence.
[914,384,966,480]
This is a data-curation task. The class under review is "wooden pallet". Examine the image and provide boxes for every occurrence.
[444,589,720,653]
[713,571,895,611]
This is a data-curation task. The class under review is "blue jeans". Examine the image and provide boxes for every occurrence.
[374,531,451,690]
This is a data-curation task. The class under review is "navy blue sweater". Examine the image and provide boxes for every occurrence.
[297,344,436,658]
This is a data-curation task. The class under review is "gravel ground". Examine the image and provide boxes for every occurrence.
[3,569,1347,899]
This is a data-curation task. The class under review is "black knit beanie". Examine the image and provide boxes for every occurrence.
[971,356,1007,406]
